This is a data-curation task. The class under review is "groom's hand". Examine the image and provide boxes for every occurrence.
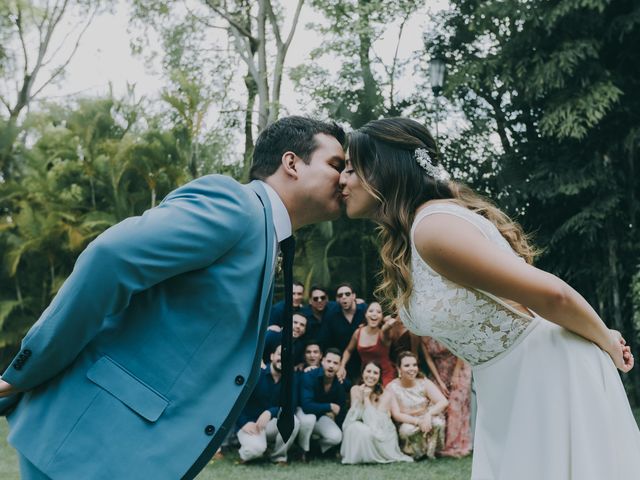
[0,378,17,397]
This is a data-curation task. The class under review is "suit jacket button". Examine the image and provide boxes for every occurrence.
[235,375,245,385]
[13,364,22,370]
[204,425,215,436]
[23,349,32,357]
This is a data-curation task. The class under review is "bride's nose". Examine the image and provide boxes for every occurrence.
[339,170,348,188]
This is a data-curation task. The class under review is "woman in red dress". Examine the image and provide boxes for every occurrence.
[338,302,397,385]
[420,336,472,457]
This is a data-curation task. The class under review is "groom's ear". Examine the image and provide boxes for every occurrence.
[280,151,300,179]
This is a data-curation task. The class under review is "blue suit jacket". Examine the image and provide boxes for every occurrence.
[299,367,347,423]
[0,175,277,479]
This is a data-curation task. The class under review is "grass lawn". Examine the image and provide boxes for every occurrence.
[0,419,471,479]
[3,409,639,479]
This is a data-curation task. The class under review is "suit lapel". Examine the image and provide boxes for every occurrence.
[246,180,276,328]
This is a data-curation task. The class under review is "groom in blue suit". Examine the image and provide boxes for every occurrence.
[0,116,346,479]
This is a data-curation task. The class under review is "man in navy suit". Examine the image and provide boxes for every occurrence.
[268,281,306,330]
[300,348,347,454]
[236,344,302,464]
[0,116,345,479]
[303,285,339,339]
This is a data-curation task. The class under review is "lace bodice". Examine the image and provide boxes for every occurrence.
[401,203,537,367]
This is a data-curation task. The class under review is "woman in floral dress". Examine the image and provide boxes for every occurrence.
[421,336,472,457]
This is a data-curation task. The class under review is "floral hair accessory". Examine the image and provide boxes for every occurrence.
[414,148,450,182]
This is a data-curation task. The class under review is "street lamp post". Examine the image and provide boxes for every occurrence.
[429,57,446,143]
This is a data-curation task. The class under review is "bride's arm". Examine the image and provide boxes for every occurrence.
[413,214,633,372]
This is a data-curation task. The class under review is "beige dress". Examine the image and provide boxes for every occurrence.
[387,378,446,459]
[340,400,413,464]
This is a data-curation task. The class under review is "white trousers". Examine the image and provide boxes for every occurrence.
[295,407,317,452]
[311,415,342,453]
[237,416,301,462]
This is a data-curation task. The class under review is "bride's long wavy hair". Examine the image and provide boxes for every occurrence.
[348,118,538,313]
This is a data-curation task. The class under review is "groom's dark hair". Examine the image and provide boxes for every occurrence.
[250,116,346,180]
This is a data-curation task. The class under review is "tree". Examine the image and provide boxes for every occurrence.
[291,0,422,127]
[205,0,304,128]
[0,93,205,367]
[0,0,105,178]
[287,0,422,298]
[131,0,306,177]
[426,0,640,399]
[131,7,237,179]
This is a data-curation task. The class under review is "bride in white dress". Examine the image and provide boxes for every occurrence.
[338,117,640,479]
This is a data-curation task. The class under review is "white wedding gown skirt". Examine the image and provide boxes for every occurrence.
[471,316,640,480]
[404,203,640,479]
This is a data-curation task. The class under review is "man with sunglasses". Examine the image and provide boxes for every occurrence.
[303,285,338,339]
[317,283,367,382]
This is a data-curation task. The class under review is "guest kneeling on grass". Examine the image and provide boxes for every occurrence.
[236,345,300,464]
[387,351,449,460]
[294,339,324,461]
[300,347,346,455]
[341,361,413,464]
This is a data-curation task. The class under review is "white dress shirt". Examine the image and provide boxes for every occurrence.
[258,181,292,280]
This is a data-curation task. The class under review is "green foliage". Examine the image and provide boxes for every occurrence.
[540,81,623,139]
[0,92,233,366]
[291,0,421,127]
[1,0,639,405]
[287,0,423,298]
[634,270,640,347]
[130,0,243,174]
[425,0,640,398]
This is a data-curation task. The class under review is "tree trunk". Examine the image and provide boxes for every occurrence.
[483,91,513,157]
[89,175,96,209]
[269,47,285,125]
[0,114,20,179]
[243,72,258,180]
[15,277,23,306]
[607,230,622,331]
[50,260,55,289]
[256,0,270,131]
[189,142,198,179]
[628,141,636,246]
[355,0,381,128]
